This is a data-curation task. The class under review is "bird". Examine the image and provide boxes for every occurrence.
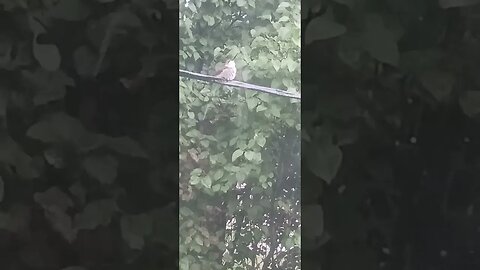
[214,60,236,81]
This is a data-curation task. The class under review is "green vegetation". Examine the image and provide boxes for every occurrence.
[179,0,301,269]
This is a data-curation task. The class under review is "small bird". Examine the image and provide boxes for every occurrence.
[214,60,236,81]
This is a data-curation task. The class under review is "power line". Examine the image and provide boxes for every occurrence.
[179,69,301,100]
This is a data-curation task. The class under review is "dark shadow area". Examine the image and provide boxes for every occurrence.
[303,1,480,269]
[0,1,179,269]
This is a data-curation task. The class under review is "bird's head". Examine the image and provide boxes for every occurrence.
[225,60,236,69]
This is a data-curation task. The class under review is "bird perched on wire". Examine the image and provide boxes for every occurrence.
[214,60,236,81]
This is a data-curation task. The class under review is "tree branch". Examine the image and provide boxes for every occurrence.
[179,69,301,100]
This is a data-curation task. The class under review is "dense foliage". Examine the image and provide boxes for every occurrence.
[0,0,178,269]
[179,0,301,269]
[303,0,480,269]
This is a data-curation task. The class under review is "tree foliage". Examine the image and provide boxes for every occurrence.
[303,0,480,269]
[0,0,178,269]
[179,0,301,269]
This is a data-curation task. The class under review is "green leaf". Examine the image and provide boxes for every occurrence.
[83,155,118,184]
[187,3,197,13]
[0,135,40,179]
[212,184,221,192]
[121,213,153,250]
[305,14,346,43]
[236,171,247,182]
[306,139,343,184]
[44,147,65,169]
[27,112,100,151]
[246,98,258,110]
[34,187,76,242]
[201,176,212,189]
[45,207,76,242]
[232,149,244,162]
[105,136,148,158]
[213,170,224,180]
[34,187,73,212]
[194,235,203,246]
[203,15,215,26]
[338,34,364,69]
[49,0,90,21]
[459,91,480,117]
[244,151,255,161]
[213,47,222,57]
[256,135,266,147]
[361,14,399,66]
[33,40,61,71]
[256,104,267,112]
[73,199,117,230]
[69,182,86,205]
[21,69,74,106]
[420,70,456,101]
[237,0,247,7]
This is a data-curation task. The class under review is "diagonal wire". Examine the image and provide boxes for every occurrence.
[180,69,301,100]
